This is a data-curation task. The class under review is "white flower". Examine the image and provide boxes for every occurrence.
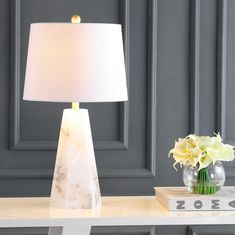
[169,133,235,171]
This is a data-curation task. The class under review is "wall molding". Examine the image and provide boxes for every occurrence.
[0,168,155,179]
[189,0,235,177]
[10,0,130,151]
[216,0,228,142]
[189,0,200,134]
[188,0,222,137]
[120,0,130,150]
[146,0,157,177]
[216,0,235,177]
[0,226,155,235]
[9,0,157,179]
[93,226,155,235]
[0,227,48,235]
[188,225,235,235]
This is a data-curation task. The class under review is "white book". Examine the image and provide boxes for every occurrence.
[154,186,235,211]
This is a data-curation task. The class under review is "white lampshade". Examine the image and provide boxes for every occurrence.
[23,23,127,102]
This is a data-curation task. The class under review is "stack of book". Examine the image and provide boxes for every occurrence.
[154,187,235,211]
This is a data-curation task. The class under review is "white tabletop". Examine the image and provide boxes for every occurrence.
[0,196,235,228]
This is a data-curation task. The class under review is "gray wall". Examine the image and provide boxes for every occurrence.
[0,0,235,234]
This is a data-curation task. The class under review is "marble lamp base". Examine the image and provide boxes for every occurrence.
[50,109,101,209]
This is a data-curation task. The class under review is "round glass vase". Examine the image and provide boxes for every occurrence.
[183,161,225,195]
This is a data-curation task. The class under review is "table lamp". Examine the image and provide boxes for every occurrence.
[23,15,128,209]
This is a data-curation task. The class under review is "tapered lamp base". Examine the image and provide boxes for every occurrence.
[50,109,101,209]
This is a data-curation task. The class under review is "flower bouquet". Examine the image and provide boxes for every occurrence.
[169,134,235,195]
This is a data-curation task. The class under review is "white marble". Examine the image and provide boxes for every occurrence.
[50,109,101,209]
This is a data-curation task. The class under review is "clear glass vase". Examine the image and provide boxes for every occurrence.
[183,161,225,195]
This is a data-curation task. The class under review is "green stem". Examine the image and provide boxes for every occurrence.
[193,167,216,195]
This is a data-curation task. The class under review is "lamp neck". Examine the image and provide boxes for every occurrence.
[71,15,81,24]
[71,15,81,111]
[72,102,80,110]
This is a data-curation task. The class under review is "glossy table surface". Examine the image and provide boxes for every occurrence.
[0,196,235,227]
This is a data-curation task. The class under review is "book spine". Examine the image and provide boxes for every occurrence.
[169,197,235,211]
[156,191,170,209]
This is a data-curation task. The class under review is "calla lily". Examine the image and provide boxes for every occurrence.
[169,133,235,171]
[169,137,202,169]
[198,154,212,171]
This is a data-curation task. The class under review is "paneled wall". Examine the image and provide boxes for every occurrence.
[0,0,235,234]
